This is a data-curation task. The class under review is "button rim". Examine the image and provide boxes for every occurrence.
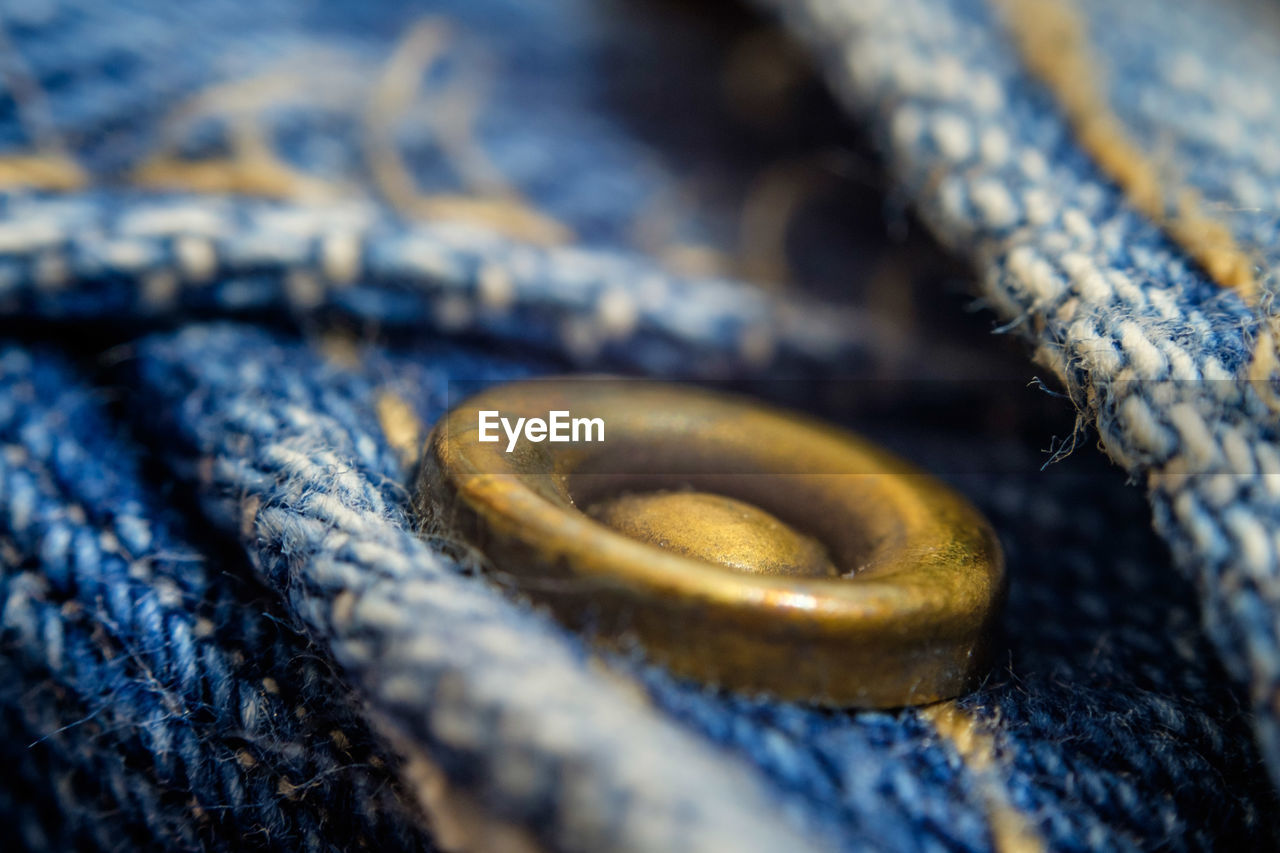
[416,378,1005,708]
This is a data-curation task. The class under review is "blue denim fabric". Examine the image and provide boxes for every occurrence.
[761,0,1280,793]
[1,0,1279,850]
[121,323,1273,852]
[0,347,436,851]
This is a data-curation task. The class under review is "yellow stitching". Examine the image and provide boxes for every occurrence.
[0,154,84,190]
[130,67,350,199]
[920,702,1044,853]
[1247,324,1280,412]
[396,738,545,853]
[376,390,424,467]
[997,0,1258,298]
[132,150,341,199]
[128,25,570,246]
[998,0,1280,409]
[399,47,510,200]
[316,329,363,369]
[362,20,570,246]
[658,243,734,277]
[0,15,570,251]
[0,19,87,189]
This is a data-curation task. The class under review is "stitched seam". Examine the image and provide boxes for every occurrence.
[996,0,1259,298]
[921,702,1044,853]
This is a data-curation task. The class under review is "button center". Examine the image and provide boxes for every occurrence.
[587,490,839,578]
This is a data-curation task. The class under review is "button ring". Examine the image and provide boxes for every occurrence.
[416,379,1004,707]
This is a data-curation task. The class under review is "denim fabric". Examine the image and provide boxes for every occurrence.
[123,322,1276,852]
[0,0,887,378]
[1,0,1279,850]
[1073,0,1280,276]
[0,347,435,851]
[760,0,1280,791]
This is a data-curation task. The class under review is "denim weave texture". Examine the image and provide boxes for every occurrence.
[0,0,1278,850]
[760,0,1280,791]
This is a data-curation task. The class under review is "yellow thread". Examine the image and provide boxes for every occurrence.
[1247,324,1280,412]
[123,23,570,244]
[399,47,510,200]
[0,22,87,189]
[921,702,1044,853]
[376,390,424,466]
[362,20,570,246]
[998,0,1257,298]
[398,745,544,853]
[317,329,363,369]
[658,244,734,278]
[329,729,352,752]
[276,776,301,800]
[131,70,347,200]
[240,495,261,541]
[132,150,339,199]
[0,154,84,190]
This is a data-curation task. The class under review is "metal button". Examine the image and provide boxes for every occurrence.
[588,491,840,579]
[416,379,1004,707]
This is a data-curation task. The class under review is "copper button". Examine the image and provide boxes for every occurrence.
[415,379,1004,707]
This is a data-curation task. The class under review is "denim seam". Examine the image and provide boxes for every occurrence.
[760,0,1280,788]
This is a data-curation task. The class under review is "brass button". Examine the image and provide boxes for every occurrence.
[588,491,840,579]
[416,379,1004,707]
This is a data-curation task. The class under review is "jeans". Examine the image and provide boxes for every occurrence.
[0,0,1277,849]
